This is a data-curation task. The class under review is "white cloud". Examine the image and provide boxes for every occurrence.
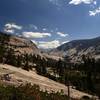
[93,1,96,5]
[31,40,38,45]
[38,40,60,49]
[89,7,100,16]
[61,41,69,44]
[5,23,22,30]
[57,32,69,37]
[4,23,22,34]
[69,0,96,5]
[22,32,51,38]
[4,29,15,34]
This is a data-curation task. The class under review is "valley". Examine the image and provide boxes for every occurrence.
[0,32,100,100]
[0,64,93,99]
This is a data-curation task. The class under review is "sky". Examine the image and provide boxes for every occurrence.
[0,0,100,49]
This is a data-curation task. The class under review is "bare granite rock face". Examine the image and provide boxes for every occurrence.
[50,36,100,62]
[0,64,94,99]
[0,32,40,55]
[0,32,61,60]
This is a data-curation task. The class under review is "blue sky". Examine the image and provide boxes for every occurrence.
[0,0,100,49]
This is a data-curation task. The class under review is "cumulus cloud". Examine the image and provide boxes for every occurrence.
[89,7,100,16]
[32,40,70,49]
[4,23,22,34]
[4,29,14,34]
[57,32,69,37]
[38,40,60,49]
[69,0,96,5]
[61,41,69,44]
[31,40,38,45]
[93,1,97,5]
[22,32,51,39]
[5,23,22,30]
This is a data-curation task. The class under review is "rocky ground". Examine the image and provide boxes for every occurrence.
[0,64,95,99]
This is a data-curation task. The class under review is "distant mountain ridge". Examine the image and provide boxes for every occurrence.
[50,36,100,62]
[0,32,40,55]
[0,32,61,60]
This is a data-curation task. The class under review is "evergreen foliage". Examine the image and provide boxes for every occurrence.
[0,83,69,100]
[0,33,100,98]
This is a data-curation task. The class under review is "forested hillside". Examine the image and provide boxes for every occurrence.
[0,32,100,99]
